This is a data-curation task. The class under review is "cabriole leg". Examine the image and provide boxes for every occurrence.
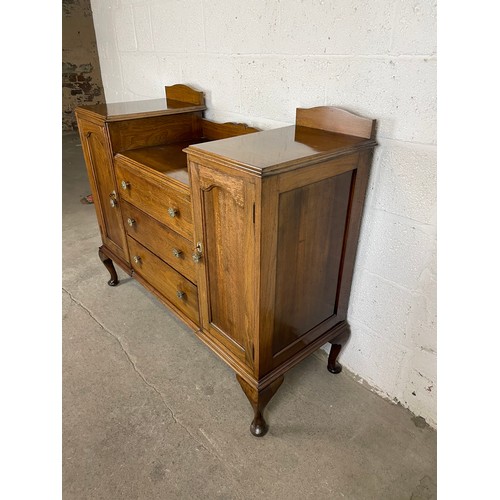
[236,374,284,437]
[327,344,343,374]
[327,323,351,374]
[98,247,119,286]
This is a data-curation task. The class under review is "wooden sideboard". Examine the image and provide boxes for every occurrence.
[75,84,376,437]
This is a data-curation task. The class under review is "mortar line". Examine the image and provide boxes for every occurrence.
[62,287,233,471]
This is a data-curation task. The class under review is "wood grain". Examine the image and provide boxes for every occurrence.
[121,200,197,284]
[335,150,374,319]
[296,106,376,139]
[128,236,200,325]
[115,159,194,241]
[200,118,260,140]
[75,97,206,123]
[187,106,377,435]
[165,84,205,106]
[77,118,128,262]
[115,141,206,187]
[271,170,353,358]
[189,161,257,369]
[185,124,375,175]
[236,374,284,437]
[108,113,202,153]
[98,246,119,286]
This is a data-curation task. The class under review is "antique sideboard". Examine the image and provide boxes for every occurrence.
[75,84,376,436]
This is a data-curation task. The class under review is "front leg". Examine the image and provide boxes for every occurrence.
[98,247,119,286]
[236,375,284,437]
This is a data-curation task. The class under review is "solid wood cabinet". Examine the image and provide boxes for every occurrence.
[75,85,376,436]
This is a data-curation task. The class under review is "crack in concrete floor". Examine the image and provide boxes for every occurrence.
[62,287,233,473]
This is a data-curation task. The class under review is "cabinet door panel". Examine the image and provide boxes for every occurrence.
[190,163,256,369]
[78,120,128,261]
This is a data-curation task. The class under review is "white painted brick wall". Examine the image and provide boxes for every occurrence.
[90,0,437,427]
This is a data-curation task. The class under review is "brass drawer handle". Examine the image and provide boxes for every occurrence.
[133,255,141,264]
[127,218,136,227]
[121,180,130,190]
[167,207,178,218]
[176,290,185,299]
[109,191,117,208]
[192,242,202,263]
[172,248,183,258]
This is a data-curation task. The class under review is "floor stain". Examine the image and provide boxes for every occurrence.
[410,474,436,499]
[412,415,428,429]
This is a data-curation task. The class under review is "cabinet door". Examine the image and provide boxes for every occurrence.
[78,119,128,262]
[190,162,257,370]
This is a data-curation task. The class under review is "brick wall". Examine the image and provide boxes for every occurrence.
[62,0,104,131]
[89,0,437,427]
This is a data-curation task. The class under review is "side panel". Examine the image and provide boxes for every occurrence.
[272,170,353,357]
[259,152,370,372]
[76,118,128,262]
[189,161,257,371]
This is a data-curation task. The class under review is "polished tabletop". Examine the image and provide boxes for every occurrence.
[76,98,206,121]
[186,125,375,173]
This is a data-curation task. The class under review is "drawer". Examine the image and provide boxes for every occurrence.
[115,159,194,240]
[128,236,200,325]
[122,201,197,284]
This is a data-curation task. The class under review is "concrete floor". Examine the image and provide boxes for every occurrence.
[62,132,436,500]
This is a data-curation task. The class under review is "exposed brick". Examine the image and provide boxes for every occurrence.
[62,61,77,74]
[78,63,93,73]
[80,81,92,93]
[62,0,103,132]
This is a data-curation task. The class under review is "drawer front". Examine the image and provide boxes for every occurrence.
[128,237,200,325]
[122,201,197,284]
[115,160,194,240]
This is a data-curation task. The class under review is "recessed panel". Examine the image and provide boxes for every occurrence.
[201,176,255,360]
[87,129,126,253]
[272,170,353,356]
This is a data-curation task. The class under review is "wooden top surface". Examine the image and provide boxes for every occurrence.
[75,98,206,122]
[115,139,210,186]
[185,125,376,174]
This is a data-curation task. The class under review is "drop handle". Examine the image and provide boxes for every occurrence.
[176,290,185,299]
[133,255,141,264]
[172,248,183,258]
[121,180,130,190]
[192,242,203,263]
[109,191,118,207]
[167,207,178,218]
[127,218,136,227]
